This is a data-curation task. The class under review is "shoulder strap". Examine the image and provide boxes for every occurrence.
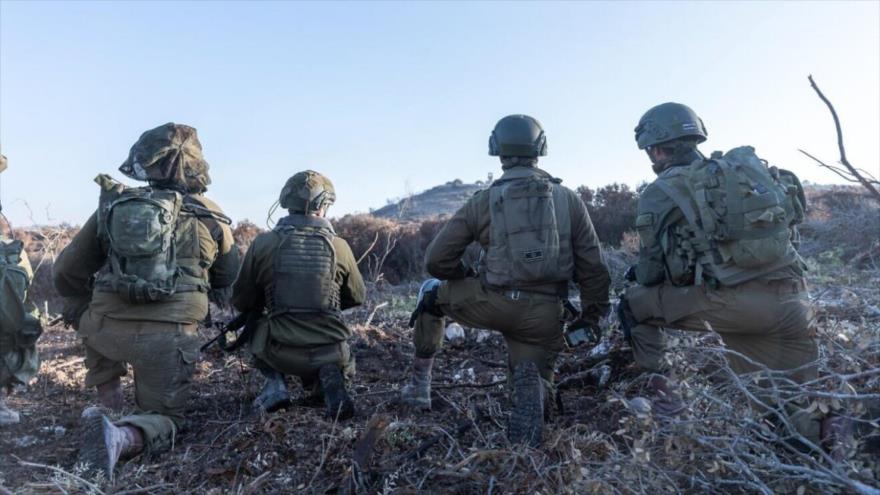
[183,195,232,244]
[275,214,335,234]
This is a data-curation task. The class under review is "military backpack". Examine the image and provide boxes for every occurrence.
[0,239,42,382]
[654,146,805,286]
[484,167,573,290]
[94,175,187,303]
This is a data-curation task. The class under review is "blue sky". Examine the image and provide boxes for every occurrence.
[1,1,878,227]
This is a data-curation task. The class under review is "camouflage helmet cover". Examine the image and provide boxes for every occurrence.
[634,102,707,150]
[119,123,211,193]
[279,170,336,213]
[488,114,548,158]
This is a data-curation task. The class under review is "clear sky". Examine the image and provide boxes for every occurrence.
[1,1,878,227]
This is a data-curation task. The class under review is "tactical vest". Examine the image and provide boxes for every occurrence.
[269,215,341,315]
[654,147,805,287]
[484,166,573,290]
[0,239,42,356]
[93,174,215,303]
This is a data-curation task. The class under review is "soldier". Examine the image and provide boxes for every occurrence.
[619,102,846,454]
[401,115,611,447]
[232,171,365,420]
[0,154,43,426]
[53,124,239,479]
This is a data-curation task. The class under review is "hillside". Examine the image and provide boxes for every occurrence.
[371,177,489,221]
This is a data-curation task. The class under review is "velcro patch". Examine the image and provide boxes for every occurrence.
[521,249,544,263]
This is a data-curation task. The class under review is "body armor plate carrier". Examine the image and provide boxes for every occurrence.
[270,215,341,316]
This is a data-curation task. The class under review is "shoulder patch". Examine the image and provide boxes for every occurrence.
[635,213,654,227]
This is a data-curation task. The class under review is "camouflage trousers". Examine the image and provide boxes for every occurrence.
[624,277,822,443]
[254,336,355,395]
[413,277,565,397]
[79,310,199,454]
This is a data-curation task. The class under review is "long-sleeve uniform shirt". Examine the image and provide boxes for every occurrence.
[424,167,611,325]
[231,227,366,347]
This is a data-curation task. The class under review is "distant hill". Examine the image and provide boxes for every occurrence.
[371,176,493,221]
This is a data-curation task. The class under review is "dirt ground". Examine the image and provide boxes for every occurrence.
[1,273,879,494]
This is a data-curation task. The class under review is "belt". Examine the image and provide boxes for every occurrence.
[496,288,561,303]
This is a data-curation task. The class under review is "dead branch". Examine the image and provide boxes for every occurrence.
[432,379,506,390]
[807,74,880,202]
[405,407,483,461]
[12,455,105,495]
[355,231,380,265]
[342,414,392,495]
[363,301,389,328]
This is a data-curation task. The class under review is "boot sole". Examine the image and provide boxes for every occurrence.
[508,362,543,448]
[78,415,113,481]
[319,365,355,420]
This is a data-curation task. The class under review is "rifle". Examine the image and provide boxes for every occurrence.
[200,310,258,353]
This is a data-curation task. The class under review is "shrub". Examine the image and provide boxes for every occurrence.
[577,183,640,247]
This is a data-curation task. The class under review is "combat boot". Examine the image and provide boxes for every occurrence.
[401,356,433,410]
[645,374,686,417]
[253,369,291,414]
[0,389,20,426]
[318,365,355,420]
[508,361,544,448]
[821,414,855,462]
[79,414,144,481]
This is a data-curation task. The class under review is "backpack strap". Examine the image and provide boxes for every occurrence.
[182,195,232,245]
[653,179,715,285]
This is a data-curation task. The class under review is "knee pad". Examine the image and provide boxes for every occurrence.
[409,279,443,328]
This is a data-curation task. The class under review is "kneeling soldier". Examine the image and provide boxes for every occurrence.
[0,154,43,427]
[54,124,239,479]
[401,115,611,447]
[232,171,365,420]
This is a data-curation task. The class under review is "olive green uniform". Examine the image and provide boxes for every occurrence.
[0,239,40,388]
[626,152,819,440]
[54,196,238,453]
[231,222,365,390]
[414,166,610,390]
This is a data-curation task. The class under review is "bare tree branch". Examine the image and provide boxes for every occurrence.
[807,75,880,202]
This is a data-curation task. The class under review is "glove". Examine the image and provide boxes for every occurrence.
[623,265,637,282]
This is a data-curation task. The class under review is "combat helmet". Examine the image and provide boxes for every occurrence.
[489,115,548,158]
[279,170,336,214]
[634,102,707,150]
[119,123,211,193]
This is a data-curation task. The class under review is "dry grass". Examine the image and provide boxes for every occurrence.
[1,186,878,494]
[1,264,878,494]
